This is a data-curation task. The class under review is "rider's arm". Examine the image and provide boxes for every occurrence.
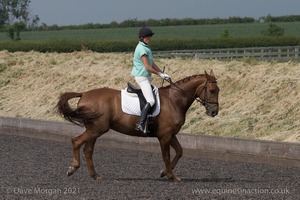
[141,55,161,76]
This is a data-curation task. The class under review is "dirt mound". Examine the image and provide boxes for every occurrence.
[0,51,299,142]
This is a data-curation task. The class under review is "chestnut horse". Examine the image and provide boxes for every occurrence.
[56,70,219,181]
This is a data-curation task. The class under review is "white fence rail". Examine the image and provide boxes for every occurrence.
[154,46,300,61]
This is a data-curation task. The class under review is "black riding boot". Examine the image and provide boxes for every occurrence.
[135,103,152,134]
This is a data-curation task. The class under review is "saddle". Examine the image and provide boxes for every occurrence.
[121,82,160,136]
[126,82,156,112]
[121,82,160,117]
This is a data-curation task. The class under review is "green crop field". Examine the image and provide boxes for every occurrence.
[0,22,299,41]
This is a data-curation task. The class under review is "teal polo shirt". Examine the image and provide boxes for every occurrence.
[131,41,153,77]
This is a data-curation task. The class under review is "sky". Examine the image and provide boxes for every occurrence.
[30,0,300,26]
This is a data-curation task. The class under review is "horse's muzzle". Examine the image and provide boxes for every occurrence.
[205,105,219,117]
[210,110,218,117]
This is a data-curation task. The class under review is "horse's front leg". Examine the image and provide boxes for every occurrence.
[159,136,181,181]
[160,135,183,180]
[83,137,100,180]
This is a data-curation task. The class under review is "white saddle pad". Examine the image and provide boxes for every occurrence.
[121,87,160,117]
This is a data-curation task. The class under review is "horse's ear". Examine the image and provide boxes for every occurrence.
[205,70,209,77]
[210,69,215,77]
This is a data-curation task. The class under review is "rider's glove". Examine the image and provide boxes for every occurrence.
[159,72,171,82]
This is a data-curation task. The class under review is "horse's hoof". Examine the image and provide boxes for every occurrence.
[90,173,101,180]
[173,176,182,182]
[160,169,166,178]
[67,166,77,176]
[168,175,181,182]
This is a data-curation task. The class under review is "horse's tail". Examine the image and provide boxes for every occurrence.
[56,92,101,127]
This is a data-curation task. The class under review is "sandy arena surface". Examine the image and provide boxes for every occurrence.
[1,134,299,199]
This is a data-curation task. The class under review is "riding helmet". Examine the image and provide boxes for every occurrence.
[139,27,155,38]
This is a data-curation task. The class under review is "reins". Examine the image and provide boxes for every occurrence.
[166,79,219,107]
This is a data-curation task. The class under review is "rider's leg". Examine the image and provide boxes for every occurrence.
[135,102,151,133]
[135,76,155,133]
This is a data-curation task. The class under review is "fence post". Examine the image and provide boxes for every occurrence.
[295,47,299,58]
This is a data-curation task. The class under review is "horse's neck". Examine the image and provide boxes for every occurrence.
[170,76,206,112]
[178,75,206,96]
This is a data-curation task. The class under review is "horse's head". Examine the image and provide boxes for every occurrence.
[195,70,219,117]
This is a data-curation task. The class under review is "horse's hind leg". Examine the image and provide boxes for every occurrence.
[160,136,183,180]
[83,137,100,180]
[67,130,97,176]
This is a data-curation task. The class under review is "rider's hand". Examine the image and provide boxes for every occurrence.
[159,72,171,82]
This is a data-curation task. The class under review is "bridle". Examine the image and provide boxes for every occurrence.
[167,79,219,107]
[195,80,219,107]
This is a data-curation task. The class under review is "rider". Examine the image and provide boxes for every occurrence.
[131,27,171,134]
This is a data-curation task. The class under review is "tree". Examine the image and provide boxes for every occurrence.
[28,14,39,29]
[13,21,25,39]
[220,30,231,39]
[0,0,36,40]
[6,24,14,39]
[1,0,31,24]
[262,23,284,37]
[0,0,9,27]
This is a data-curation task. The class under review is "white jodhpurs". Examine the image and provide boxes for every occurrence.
[135,76,155,107]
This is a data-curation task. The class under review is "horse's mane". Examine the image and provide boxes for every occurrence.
[162,74,205,89]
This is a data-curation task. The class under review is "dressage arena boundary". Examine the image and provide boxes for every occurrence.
[0,116,299,167]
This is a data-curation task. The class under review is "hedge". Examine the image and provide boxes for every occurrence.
[1,36,300,53]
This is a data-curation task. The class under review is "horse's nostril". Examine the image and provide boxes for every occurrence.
[211,111,218,117]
